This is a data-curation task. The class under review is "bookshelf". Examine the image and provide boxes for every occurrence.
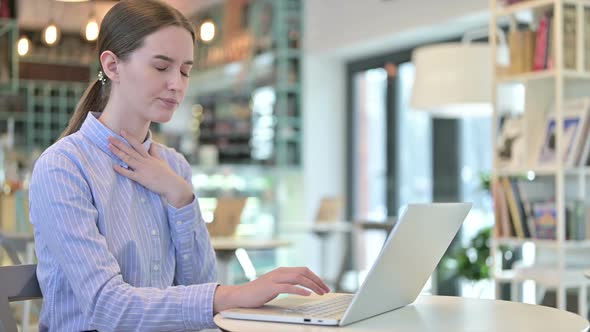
[0,17,98,153]
[490,0,590,314]
[0,80,87,152]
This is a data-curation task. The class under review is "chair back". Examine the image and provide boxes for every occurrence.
[207,197,247,237]
[0,264,42,332]
[314,196,343,223]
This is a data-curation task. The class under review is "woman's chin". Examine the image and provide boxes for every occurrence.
[150,110,175,123]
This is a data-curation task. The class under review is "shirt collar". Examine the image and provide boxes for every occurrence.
[79,112,153,168]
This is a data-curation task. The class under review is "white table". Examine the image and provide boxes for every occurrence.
[214,295,590,332]
[211,237,290,285]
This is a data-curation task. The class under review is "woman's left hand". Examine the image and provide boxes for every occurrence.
[108,130,194,208]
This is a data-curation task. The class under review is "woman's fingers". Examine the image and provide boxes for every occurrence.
[295,274,327,295]
[121,130,149,157]
[277,284,312,297]
[272,268,329,295]
[299,267,331,293]
[113,164,138,181]
[108,141,139,168]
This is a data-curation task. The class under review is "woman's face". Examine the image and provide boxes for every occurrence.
[116,25,194,124]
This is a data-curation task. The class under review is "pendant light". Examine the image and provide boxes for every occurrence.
[17,35,31,56]
[42,21,61,46]
[85,1,99,42]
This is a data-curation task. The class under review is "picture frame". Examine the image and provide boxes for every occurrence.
[537,99,590,167]
[497,115,525,168]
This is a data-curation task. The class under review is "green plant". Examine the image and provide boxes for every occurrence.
[442,226,492,281]
[455,227,491,281]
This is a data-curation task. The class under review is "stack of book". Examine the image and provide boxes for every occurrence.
[502,5,580,75]
[492,177,589,240]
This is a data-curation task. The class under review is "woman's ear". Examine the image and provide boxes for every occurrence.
[100,51,120,82]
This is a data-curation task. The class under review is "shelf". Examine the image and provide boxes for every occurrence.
[495,0,590,17]
[495,0,553,16]
[495,166,556,176]
[20,58,92,68]
[493,237,590,249]
[495,166,590,176]
[494,268,590,287]
[0,112,29,121]
[496,70,590,84]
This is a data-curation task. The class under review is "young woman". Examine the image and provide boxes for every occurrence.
[29,1,329,331]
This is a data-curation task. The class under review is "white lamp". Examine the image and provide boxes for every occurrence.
[411,28,508,118]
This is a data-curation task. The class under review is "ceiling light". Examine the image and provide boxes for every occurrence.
[17,36,31,56]
[85,17,99,41]
[43,22,61,46]
[200,20,215,43]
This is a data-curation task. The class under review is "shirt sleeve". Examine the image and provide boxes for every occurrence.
[166,153,218,286]
[30,151,218,331]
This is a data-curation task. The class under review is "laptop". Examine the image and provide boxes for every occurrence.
[220,202,471,326]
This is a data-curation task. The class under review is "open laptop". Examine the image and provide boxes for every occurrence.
[220,202,471,326]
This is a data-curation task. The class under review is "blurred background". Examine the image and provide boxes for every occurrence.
[2,0,590,330]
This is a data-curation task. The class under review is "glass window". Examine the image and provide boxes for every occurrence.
[352,68,388,220]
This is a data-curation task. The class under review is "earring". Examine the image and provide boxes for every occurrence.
[97,70,107,86]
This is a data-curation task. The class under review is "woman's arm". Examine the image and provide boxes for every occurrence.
[107,132,217,285]
[168,154,218,286]
[30,151,218,331]
[107,134,331,314]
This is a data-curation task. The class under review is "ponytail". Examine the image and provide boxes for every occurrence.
[58,78,109,140]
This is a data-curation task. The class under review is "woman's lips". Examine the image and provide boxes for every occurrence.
[159,98,178,109]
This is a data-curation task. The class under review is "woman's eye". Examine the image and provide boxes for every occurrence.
[180,71,189,77]
[156,67,168,72]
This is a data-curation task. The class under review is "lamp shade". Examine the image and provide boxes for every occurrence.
[411,43,492,118]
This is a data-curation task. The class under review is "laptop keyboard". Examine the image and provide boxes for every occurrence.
[286,294,354,318]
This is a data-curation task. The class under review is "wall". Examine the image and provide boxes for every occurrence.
[302,0,489,223]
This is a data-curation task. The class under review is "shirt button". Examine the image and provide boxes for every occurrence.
[153,265,159,271]
[176,221,182,226]
[183,254,189,260]
[140,197,146,203]
[151,230,157,236]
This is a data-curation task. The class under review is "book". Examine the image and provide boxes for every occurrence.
[533,202,557,240]
[545,11,554,69]
[564,5,577,70]
[534,13,550,71]
[508,29,536,74]
[510,178,531,237]
[502,177,526,238]
[516,180,536,238]
[568,200,586,241]
[492,178,512,237]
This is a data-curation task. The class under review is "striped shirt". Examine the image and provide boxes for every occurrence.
[29,112,219,331]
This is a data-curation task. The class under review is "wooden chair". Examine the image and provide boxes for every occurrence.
[0,264,42,332]
[206,197,247,238]
[314,196,343,223]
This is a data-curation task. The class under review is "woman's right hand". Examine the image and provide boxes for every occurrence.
[213,267,330,313]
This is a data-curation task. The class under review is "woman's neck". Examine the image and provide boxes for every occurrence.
[98,96,151,143]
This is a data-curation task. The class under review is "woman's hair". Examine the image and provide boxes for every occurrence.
[59,0,195,139]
